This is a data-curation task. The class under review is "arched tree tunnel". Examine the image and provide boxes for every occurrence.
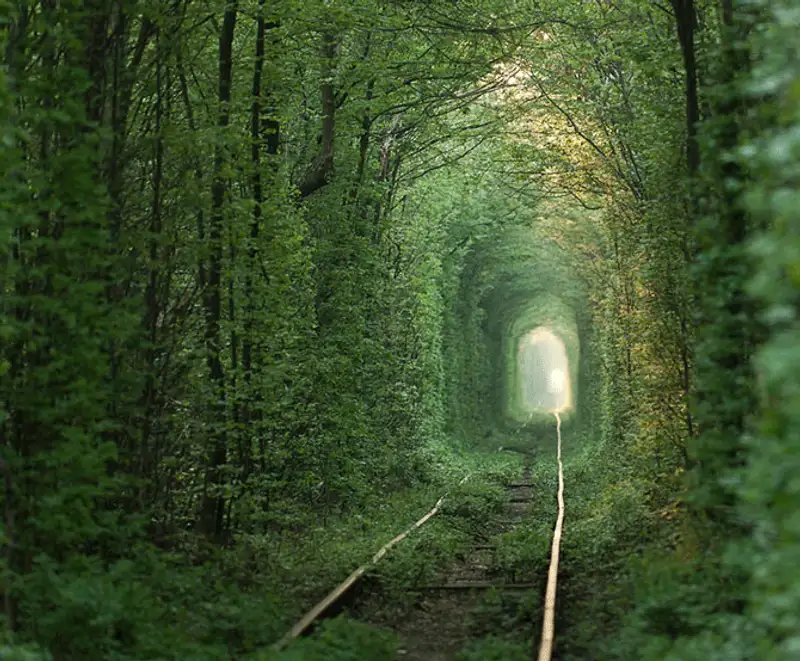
[445,216,592,455]
[7,0,795,658]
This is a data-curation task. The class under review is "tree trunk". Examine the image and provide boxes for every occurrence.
[672,0,700,179]
[298,31,337,198]
[141,27,164,497]
[200,0,238,542]
[668,0,699,453]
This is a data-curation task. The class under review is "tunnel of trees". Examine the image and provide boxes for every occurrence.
[2,0,800,659]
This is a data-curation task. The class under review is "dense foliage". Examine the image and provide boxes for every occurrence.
[2,0,800,659]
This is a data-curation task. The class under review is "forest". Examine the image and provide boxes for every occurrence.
[1,0,799,659]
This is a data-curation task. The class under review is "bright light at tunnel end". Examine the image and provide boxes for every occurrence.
[547,368,569,412]
[517,327,573,416]
[549,368,566,393]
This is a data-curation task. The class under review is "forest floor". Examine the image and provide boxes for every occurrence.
[361,465,542,661]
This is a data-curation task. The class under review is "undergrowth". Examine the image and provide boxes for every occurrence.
[2,449,520,661]
[356,457,521,622]
[453,428,681,661]
[265,450,522,657]
[555,431,680,661]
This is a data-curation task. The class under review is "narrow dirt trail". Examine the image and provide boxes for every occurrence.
[391,465,536,661]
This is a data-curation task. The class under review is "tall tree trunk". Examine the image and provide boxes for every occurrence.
[670,0,699,449]
[672,0,700,178]
[298,31,337,198]
[200,0,238,542]
[82,0,110,125]
[242,4,280,489]
[176,45,207,292]
[141,27,164,500]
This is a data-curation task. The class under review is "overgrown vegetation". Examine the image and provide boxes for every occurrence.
[2,0,800,659]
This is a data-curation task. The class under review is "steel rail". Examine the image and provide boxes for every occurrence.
[537,411,565,661]
[272,474,471,651]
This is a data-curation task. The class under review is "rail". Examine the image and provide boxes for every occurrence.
[272,474,470,652]
[537,411,565,661]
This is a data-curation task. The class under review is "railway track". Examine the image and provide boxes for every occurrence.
[274,412,565,661]
[388,464,538,661]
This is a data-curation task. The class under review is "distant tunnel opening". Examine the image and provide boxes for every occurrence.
[517,327,572,414]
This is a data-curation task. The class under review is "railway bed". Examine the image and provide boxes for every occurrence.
[274,413,566,661]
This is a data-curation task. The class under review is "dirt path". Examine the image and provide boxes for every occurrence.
[391,469,536,661]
